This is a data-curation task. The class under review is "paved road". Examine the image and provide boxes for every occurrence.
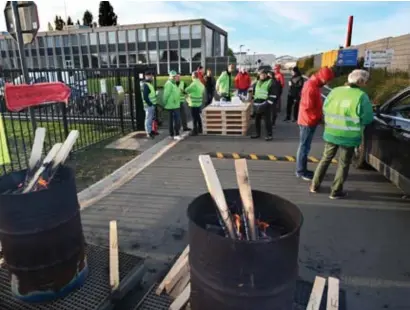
[79,75,410,309]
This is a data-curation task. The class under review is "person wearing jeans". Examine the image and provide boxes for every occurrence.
[141,71,157,139]
[296,67,335,180]
[310,69,374,199]
[163,70,182,140]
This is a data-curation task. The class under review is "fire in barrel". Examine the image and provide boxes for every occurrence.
[188,156,303,310]
[0,129,88,302]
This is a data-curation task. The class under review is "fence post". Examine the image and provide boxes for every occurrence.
[57,71,69,138]
[128,68,136,130]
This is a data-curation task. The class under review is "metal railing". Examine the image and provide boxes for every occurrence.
[0,67,148,176]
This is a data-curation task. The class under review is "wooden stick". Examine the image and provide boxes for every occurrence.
[169,283,191,310]
[198,155,236,239]
[306,276,326,310]
[165,255,189,294]
[169,270,190,299]
[234,159,257,241]
[109,220,120,292]
[326,277,339,310]
[156,246,189,295]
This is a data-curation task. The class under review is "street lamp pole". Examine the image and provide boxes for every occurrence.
[239,44,244,67]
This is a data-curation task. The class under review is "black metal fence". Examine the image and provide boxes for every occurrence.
[0,66,153,176]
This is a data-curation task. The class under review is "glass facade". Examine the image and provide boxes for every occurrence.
[0,20,228,74]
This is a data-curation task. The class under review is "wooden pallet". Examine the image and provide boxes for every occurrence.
[203,103,252,136]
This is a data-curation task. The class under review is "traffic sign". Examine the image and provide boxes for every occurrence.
[364,49,394,68]
[4,1,39,45]
[336,49,358,67]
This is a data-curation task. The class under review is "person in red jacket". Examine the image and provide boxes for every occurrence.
[235,67,252,98]
[196,66,205,85]
[295,66,334,180]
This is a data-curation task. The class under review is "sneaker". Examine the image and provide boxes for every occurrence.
[174,135,182,141]
[283,118,290,122]
[265,136,273,141]
[329,191,348,200]
[309,184,319,193]
[296,173,313,181]
[251,135,260,139]
[149,132,155,139]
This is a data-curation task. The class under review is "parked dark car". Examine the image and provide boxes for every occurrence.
[353,87,410,195]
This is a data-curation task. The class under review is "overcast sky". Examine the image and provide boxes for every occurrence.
[1,1,409,57]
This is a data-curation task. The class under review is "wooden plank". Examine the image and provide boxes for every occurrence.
[306,276,326,310]
[156,246,190,295]
[169,269,191,299]
[326,277,340,310]
[234,159,257,241]
[169,283,191,310]
[164,255,189,293]
[198,155,237,239]
[109,220,120,292]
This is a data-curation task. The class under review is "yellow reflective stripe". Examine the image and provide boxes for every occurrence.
[325,113,360,124]
[232,153,240,159]
[268,155,277,161]
[250,154,258,160]
[326,123,361,132]
[285,156,296,162]
[216,152,224,159]
[309,156,319,163]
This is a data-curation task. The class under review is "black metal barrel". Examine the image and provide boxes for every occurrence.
[187,189,303,310]
[0,166,88,302]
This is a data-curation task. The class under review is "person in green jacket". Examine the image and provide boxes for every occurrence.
[216,63,235,101]
[163,70,182,140]
[185,71,205,135]
[310,69,374,199]
[175,73,191,132]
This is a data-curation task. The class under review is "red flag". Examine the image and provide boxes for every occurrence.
[4,82,71,112]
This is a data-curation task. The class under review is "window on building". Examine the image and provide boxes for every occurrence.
[213,32,221,57]
[89,33,97,45]
[79,33,88,46]
[158,27,167,41]
[48,56,54,67]
[108,31,116,44]
[54,36,61,48]
[148,50,158,63]
[99,32,107,45]
[191,25,201,39]
[159,50,167,62]
[82,55,90,68]
[110,54,117,66]
[118,55,127,67]
[127,30,136,43]
[180,26,189,40]
[220,34,226,56]
[192,48,201,61]
[169,27,178,40]
[37,37,45,48]
[100,53,109,67]
[128,54,137,64]
[169,50,179,62]
[205,27,213,57]
[180,48,190,62]
[116,31,126,44]
[61,35,69,46]
[148,28,157,42]
[138,29,146,42]
[138,53,147,64]
[70,34,78,45]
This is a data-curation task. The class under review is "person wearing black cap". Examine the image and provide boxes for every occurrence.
[285,66,304,122]
[251,69,281,141]
[267,69,282,128]
[141,70,157,138]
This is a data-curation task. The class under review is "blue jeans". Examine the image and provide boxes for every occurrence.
[168,108,181,136]
[144,105,155,134]
[296,125,317,176]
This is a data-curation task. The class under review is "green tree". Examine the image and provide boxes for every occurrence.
[76,19,81,25]
[54,15,65,30]
[98,1,118,27]
[82,10,93,27]
[227,47,237,62]
[67,16,73,25]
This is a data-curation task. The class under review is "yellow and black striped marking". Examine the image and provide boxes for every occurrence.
[208,152,338,164]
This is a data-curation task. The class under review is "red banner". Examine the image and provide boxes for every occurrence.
[4,82,71,112]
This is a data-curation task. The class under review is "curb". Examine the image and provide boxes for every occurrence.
[207,152,338,164]
[78,122,193,210]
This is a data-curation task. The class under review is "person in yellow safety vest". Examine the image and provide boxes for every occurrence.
[216,63,235,101]
[141,71,157,139]
[184,71,205,136]
[175,73,191,132]
[310,69,374,199]
[251,69,282,141]
[163,70,182,140]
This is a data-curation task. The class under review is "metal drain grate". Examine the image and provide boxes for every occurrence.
[134,280,347,310]
[0,243,144,310]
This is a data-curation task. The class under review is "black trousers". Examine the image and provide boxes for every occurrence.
[286,95,300,121]
[191,107,202,133]
[167,108,181,137]
[255,103,272,136]
[271,101,278,126]
[206,91,214,106]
